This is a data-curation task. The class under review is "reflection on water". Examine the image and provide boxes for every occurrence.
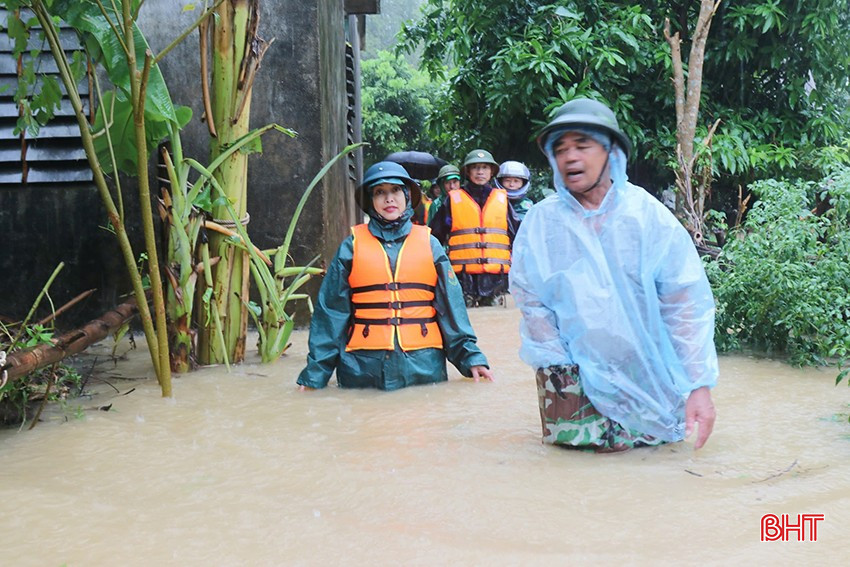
[1,306,849,565]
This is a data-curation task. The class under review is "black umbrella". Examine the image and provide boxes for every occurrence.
[384,150,448,181]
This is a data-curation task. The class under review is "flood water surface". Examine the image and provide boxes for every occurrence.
[2,306,849,565]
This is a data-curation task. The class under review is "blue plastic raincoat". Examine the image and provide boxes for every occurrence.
[510,151,718,441]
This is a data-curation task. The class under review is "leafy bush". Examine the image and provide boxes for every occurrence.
[705,167,850,383]
[0,364,84,427]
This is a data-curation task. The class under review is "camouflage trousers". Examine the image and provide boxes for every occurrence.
[535,365,663,453]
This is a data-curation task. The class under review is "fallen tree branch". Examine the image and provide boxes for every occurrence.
[27,362,58,430]
[753,459,799,483]
[36,288,96,327]
[2,297,141,382]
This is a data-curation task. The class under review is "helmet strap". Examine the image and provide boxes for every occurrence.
[574,152,610,194]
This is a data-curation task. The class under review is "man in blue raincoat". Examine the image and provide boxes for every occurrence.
[510,98,718,452]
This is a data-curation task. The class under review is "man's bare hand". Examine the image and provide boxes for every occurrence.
[685,386,715,449]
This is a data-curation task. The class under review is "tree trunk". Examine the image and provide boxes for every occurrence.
[664,0,722,244]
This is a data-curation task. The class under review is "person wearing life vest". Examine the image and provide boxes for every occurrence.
[424,164,461,229]
[495,160,534,221]
[429,149,520,307]
[297,161,494,391]
[415,181,433,225]
[413,178,441,226]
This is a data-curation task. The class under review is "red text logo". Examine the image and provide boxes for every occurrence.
[761,514,824,542]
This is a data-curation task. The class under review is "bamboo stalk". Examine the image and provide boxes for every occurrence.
[32,1,162,383]
[36,289,96,327]
[124,0,172,396]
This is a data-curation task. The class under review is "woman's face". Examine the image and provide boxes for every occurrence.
[498,176,524,190]
[371,183,407,221]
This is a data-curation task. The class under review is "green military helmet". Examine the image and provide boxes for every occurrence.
[536,98,632,158]
[461,149,499,180]
[355,161,421,212]
[436,164,461,183]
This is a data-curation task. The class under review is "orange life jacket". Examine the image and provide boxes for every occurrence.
[422,194,433,225]
[447,188,511,274]
[346,223,444,351]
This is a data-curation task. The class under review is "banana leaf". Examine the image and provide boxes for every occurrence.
[50,0,192,174]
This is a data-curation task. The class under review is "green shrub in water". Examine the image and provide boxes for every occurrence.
[704,166,850,384]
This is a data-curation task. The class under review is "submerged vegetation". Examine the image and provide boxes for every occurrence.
[0,264,80,427]
[2,0,332,403]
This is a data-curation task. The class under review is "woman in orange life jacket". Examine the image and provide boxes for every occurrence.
[429,149,521,307]
[297,161,494,391]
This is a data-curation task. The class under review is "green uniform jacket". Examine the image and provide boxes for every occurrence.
[296,217,489,390]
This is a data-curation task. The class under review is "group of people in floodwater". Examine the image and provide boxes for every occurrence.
[296,99,718,454]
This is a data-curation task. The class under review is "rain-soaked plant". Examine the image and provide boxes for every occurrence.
[161,121,296,370]
[0,263,82,428]
[187,142,364,363]
[4,0,187,395]
[704,166,850,384]
[195,0,273,367]
[5,0,346,378]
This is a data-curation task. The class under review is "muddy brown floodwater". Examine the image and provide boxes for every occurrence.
[1,304,849,566]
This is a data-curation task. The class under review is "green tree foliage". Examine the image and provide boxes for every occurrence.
[704,166,850,382]
[400,1,850,190]
[361,50,439,165]
[702,1,850,182]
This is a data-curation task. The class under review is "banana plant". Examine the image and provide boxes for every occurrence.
[196,0,273,366]
[186,142,364,363]
[159,122,295,370]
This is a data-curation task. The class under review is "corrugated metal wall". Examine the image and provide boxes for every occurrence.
[0,8,116,326]
[0,7,93,190]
